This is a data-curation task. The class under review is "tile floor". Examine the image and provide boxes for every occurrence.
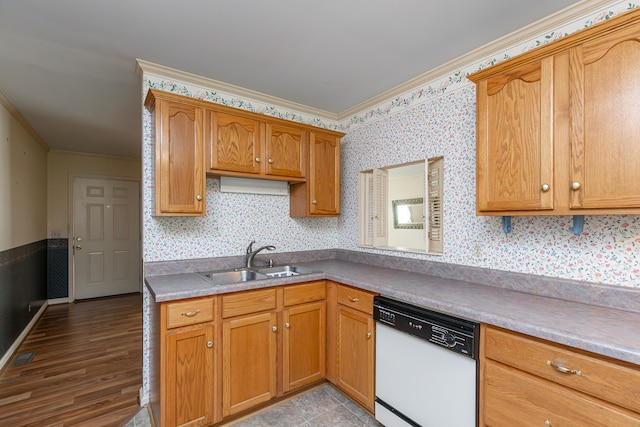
[123,384,381,427]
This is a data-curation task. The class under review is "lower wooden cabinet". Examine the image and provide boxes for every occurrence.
[222,311,278,417]
[283,300,326,392]
[481,325,640,426]
[328,282,376,412]
[158,297,217,427]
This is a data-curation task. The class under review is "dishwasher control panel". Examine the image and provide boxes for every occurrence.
[374,296,478,359]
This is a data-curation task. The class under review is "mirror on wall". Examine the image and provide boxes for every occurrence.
[392,198,424,229]
[358,157,443,255]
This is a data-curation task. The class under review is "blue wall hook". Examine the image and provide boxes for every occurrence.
[570,215,584,235]
[502,216,513,235]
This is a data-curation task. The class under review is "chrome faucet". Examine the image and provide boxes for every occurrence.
[245,240,276,268]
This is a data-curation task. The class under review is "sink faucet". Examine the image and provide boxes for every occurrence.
[245,240,276,268]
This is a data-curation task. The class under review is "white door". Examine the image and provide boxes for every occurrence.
[73,177,141,300]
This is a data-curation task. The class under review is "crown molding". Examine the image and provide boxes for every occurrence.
[48,149,141,162]
[337,0,616,121]
[0,91,49,151]
[136,59,339,122]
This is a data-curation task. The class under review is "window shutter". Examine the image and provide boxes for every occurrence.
[427,157,444,254]
[373,168,388,247]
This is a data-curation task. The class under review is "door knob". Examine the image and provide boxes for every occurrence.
[75,245,82,251]
[76,237,83,242]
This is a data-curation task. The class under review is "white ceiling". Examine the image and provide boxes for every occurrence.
[0,0,582,159]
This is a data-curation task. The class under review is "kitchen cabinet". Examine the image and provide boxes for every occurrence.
[282,283,326,392]
[480,325,640,426]
[145,90,206,216]
[468,8,640,216]
[220,282,326,417]
[220,288,278,417]
[207,109,308,181]
[328,282,376,412]
[290,131,341,217]
[158,297,217,427]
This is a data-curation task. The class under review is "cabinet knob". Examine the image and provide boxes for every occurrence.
[571,181,581,190]
[272,326,278,332]
[285,322,290,328]
[348,296,359,303]
[545,421,552,426]
[312,200,317,205]
[367,332,372,339]
[196,195,202,201]
[207,341,213,348]
[256,157,261,163]
[268,158,273,164]
[540,183,550,192]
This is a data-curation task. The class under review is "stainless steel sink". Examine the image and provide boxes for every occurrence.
[200,264,314,286]
[201,269,268,285]
[256,265,314,278]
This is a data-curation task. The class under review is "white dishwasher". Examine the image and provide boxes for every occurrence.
[374,296,479,427]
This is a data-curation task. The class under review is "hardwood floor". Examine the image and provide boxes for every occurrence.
[0,294,143,427]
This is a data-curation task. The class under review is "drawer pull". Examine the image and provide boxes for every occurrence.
[348,296,360,303]
[546,360,582,376]
[367,332,372,339]
[181,310,201,317]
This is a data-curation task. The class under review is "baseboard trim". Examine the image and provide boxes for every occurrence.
[48,297,71,305]
[0,301,49,371]
[139,387,149,406]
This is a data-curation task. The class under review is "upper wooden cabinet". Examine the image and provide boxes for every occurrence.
[468,8,640,216]
[290,131,341,217]
[207,110,308,180]
[145,90,206,216]
[146,89,343,217]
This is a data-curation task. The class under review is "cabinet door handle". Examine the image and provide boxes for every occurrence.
[312,199,317,205]
[285,322,290,328]
[196,194,202,201]
[272,326,278,332]
[348,296,359,303]
[207,341,213,348]
[546,360,582,376]
[540,183,550,192]
[181,310,201,317]
[367,332,372,339]
[545,421,552,426]
[256,157,261,163]
[268,158,273,164]
[571,181,581,190]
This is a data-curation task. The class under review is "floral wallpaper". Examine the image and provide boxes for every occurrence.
[139,0,640,401]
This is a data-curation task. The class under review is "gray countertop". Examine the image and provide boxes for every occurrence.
[145,259,640,365]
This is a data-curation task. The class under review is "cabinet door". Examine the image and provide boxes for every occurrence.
[156,100,205,215]
[208,111,262,174]
[282,301,326,393]
[336,305,375,411]
[265,123,306,178]
[222,311,277,417]
[309,132,341,215]
[569,24,640,209]
[166,326,214,427]
[476,58,554,212]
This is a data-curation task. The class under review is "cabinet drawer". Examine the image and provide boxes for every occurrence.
[221,288,277,318]
[484,326,640,414]
[483,360,640,427]
[283,281,326,306]
[166,297,214,329]
[337,285,375,315]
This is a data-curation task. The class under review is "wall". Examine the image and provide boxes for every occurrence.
[338,1,640,288]
[0,100,48,359]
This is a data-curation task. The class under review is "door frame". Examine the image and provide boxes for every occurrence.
[68,173,142,302]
